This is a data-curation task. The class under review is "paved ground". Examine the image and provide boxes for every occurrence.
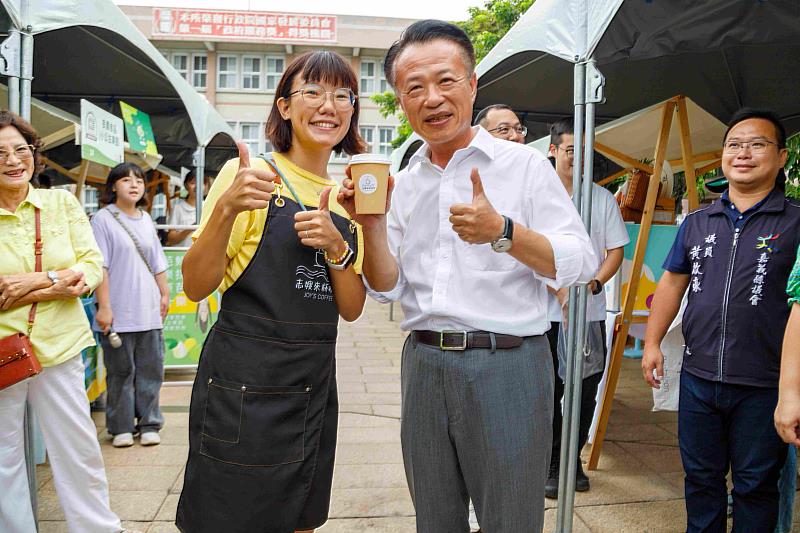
[35,299,800,532]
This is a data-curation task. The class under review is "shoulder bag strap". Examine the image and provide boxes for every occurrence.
[107,207,155,276]
[27,208,42,334]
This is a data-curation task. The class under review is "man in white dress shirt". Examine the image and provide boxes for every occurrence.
[339,20,596,533]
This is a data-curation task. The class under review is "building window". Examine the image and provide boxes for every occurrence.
[266,57,284,91]
[360,60,376,95]
[151,192,167,221]
[240,122,262,155]
[378,127,395,156]
[359,126,374,152]
[83,187,100,215]
[218,55,238,90]
[242,56,261,90]
[171,54,189,82]
[379,60,388,93]
[192,54,207,89]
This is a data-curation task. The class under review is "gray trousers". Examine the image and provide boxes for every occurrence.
[401,333,554,533]
[100,329,165,435]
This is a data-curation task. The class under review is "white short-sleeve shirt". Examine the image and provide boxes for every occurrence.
[548,183,629,323]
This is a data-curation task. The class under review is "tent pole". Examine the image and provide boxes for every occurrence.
[18,2,38,527]
[5,29,21,114]
[194,145,206,224]
[555,59,586,533]
[563,58,603,532]
[20,29,33,121]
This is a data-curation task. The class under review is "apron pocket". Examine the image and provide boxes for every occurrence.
[200,377,312,467]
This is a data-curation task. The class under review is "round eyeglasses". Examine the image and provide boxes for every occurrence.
[0,144,35,164]
[723,139,777,154]
[288,85,357,110]
[487,125,527,137]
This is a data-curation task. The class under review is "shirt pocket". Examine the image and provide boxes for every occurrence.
[462,210,521,272]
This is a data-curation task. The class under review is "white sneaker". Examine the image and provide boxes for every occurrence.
[140,431,161,446]
[112,433,134,448]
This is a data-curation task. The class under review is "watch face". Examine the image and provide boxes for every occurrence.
[491,238,512,253]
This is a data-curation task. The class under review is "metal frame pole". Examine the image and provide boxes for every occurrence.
[193,145,206,224]
[555,57,605,533]
[555,59,586,532]
[4,30,21,114]
[20,29,32,120]
[18,1,38,526]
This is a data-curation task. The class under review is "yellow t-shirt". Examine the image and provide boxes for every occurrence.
[0,186,104,367]
[194,152,363,293]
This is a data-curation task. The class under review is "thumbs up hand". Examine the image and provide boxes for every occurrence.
[449,168,505,244]
[219,142,277,215]
[295,186,348,256]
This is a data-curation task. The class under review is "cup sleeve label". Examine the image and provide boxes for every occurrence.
[359,174,378,195]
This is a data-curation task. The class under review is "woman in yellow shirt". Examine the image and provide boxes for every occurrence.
[176,51,367,533]
[0,111,126,532]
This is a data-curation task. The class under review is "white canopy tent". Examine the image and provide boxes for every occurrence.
[0,0,236,208]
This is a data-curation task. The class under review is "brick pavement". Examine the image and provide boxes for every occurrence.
[34,299,799,532]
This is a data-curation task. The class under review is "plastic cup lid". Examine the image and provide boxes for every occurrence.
[349,154,391,165]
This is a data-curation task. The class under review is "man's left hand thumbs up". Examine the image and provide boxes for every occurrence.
[449,168,505,244]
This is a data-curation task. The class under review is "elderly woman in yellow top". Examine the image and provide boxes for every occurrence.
[0,111,127,533]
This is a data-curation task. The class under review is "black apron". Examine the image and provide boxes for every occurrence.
[176,176,356,533]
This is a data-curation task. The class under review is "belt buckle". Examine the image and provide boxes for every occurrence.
[440,330,467,351]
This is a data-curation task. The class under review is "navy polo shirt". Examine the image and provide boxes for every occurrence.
[663,191,771,274]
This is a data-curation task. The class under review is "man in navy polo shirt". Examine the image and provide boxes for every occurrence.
[643,108,800,532]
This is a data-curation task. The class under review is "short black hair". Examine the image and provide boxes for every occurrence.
[183,170,196,186]
[101,162,147,205]
[474,104,515,127]
[383,20,475,89]
[724,107,786,149]
[550,117,574,147]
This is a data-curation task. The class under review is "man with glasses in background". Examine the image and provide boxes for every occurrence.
[642,108,800,532]
[544,117,629,498]
[474,104,527,144]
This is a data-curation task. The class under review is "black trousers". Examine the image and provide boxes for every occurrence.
[546,321,606,466]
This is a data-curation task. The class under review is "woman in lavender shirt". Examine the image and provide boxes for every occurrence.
[91,163,169,448]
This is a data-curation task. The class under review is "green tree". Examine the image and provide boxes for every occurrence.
[786,134,800,199]
[371,0,535,149]
[459,0,535,63]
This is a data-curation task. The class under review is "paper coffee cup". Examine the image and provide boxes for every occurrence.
[350,154,391,215]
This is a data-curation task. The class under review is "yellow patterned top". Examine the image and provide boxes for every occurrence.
[0,186,103,367]
[194,152,364,293]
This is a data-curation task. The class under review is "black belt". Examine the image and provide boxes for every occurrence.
[414,330,525,351]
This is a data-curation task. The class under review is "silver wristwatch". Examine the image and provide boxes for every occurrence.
[491,216,514,253]
[46,271,59,284]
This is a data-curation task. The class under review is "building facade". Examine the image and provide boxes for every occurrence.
[120,5,417,180]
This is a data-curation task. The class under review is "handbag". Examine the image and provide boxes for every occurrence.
[556,319,606,382]
[0,208,44,390]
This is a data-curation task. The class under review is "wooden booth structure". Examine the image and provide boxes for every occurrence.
[585,95,727,470]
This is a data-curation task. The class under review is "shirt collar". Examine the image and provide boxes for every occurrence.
[711,185,786,215]
[0,184,41,216]
[408,126,496,168]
